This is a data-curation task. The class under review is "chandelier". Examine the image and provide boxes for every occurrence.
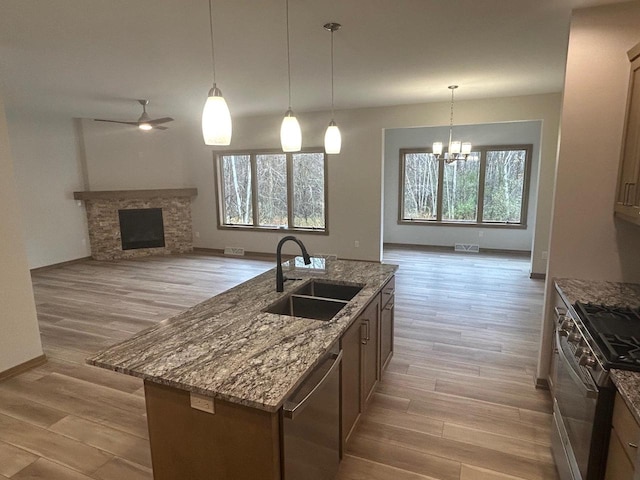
[432,85,471,163]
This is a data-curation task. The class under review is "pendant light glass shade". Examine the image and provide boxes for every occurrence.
[324,120,341,154]
[281,109,301,152]
[432,142,443,156]
[202,85,232,145]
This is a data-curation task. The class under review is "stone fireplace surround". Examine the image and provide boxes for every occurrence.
[73,188,197,261]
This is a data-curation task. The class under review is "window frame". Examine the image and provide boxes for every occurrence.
[398,144,532,229]
[214,148,329,234]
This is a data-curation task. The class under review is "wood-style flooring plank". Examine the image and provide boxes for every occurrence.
[91,457,153,480]
[0,441,38,477]
[10,458,94,480]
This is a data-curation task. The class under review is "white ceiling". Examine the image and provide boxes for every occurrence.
[0,0,624,123]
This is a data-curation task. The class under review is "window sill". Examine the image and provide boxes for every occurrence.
[398,220,526,230]
[217,225,329,235]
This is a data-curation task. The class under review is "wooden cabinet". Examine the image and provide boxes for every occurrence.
[605,392,640,480]
[360,294,380,407]
[380,277,395,371]
[339,274,395,448]
[340,312,363,447]
[615,41,640,226]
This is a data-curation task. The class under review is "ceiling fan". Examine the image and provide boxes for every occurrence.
[94,100,174,131]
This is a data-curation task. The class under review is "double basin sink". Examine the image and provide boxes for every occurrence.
[265,280,363,321]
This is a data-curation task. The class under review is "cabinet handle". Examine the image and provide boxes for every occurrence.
[384,288,395,296]
[361,319,370,344]
[553,307,566,320]
[629,442,638,449]
[629,182,637,206]
[624,182,631,205]
[384,302,395,311]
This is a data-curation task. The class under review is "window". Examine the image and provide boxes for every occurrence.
[216,150,327,233]
[399,145,531,227]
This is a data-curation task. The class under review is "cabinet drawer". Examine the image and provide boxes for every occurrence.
[381,276,395,309]
[612,392,640,464]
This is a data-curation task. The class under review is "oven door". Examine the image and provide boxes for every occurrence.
[552,329,599,480]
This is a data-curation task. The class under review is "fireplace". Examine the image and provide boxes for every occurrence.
[119,208,165,250]
[73,188,197,261]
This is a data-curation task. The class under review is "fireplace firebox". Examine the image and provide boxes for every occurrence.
[118,208,165,250]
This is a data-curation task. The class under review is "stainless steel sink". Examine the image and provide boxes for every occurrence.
[265,294,348,321]
[291,280,363,301]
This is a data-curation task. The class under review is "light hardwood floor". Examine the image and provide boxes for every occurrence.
[0,247,556,480]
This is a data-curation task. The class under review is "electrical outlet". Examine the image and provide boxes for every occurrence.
[190,393,215,414]
[479,231,484,237]
[354,240,360,248]
[542,251,548,260]
[195,231,200,238]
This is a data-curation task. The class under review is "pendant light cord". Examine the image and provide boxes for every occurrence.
[330,28,335,118]
[208,0,216,84]
[286,0,292,109]
[448,86,456,150]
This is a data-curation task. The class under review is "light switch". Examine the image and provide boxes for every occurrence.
[190,392,215,414]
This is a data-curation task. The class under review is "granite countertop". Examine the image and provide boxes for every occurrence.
[87,258,397,412]
[555,277,640,424]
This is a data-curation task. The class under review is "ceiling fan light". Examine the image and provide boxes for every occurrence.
[139,123,153,131]
[450,140,462,155]
[461,142,472,155]
[202,85,232,146]
[433,142,443,156]
[324,120,341,154]
[281,109,301,152]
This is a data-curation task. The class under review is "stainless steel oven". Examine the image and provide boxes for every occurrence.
[551,302,615,480]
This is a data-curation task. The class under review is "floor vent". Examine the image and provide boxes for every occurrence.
[454,243,480,253]
[224,247,245,256]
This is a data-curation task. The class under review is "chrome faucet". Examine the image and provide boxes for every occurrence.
[276,235,311,292]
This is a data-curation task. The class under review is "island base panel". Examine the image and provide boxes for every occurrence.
[144,381,281,480]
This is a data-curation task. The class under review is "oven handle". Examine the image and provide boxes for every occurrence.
[555,329,598,399]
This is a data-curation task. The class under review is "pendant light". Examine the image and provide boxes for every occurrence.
[280,0,301,152]
[433,85,471,163]
[323,22,341,155]
[202,0,232,146]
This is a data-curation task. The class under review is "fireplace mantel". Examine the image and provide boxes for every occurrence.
[73,188,197,200]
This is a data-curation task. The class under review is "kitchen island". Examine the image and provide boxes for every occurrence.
[87,258,397,479]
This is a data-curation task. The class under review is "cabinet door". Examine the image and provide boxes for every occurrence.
[615,44,640,223]
[340,316,362,447]
[360,295,380,408]
[605,429,635,480]
[380,297,394,372]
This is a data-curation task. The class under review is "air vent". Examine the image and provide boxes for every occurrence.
[224,247,245,256]
[454,243,480,253]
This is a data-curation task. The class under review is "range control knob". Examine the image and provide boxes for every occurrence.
[558,318,575,336]
[579,352,596,368]
[567,331,582,344]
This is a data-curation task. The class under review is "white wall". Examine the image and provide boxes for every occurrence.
[80,118,190,190]
[183,93,560,266]
[537,1,640,381]
[7,113,90,268]
[0,95,44,372]
[383,121,542,253]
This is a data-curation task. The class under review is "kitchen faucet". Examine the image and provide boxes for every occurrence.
[276,235,311,292]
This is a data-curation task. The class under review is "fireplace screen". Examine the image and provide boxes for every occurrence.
[118,208,165,250]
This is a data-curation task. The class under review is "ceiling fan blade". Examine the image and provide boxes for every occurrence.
[94,119,139,125]
[147,117,174,125]
[154,125,169,130]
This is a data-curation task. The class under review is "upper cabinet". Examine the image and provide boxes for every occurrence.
[615,41,640,225]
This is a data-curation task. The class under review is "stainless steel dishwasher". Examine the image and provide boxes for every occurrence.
[282,346,342,480]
